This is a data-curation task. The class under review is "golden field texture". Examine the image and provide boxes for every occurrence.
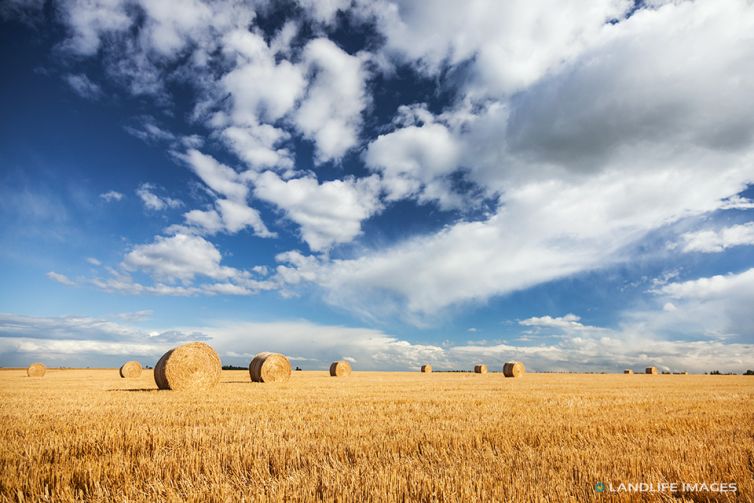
[1,369,753,502]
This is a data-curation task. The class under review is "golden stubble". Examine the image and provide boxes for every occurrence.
[1,369,752,502]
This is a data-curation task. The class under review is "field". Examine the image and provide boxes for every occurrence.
[1,369,753,502]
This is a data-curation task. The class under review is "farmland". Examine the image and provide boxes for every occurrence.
[1,369,752,502]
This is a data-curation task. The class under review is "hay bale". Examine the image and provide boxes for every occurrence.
[27,362,46,377]
[154,342,222,391]
[330,360,352,377]
[624,369,634,374]
[474,364,488,374]
[119,360,142,378]
[645,367,658,375]
[420,364,432,373]
[503,361,525,378]
[249,352,291,383]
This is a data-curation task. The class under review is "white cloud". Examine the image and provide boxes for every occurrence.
[680,222,754,253]
[46,271,76,286]
[364,107,462,208]
[183,208,224,234]
[136,183,182,210]
[99,190,124,202]
[519,314,587,330]
[183,149,247,200]
[253,171,382,251]
[269,0,754,319]
[180,150,274,237]
[59,0,132,56]
[215,29,305,170]
[277,158,752,319]
[657,268,754,302]
[122,232,238,283]
[2,311,752,373]
[65,73,102,99]
[216,198,271,236]
[356,0,630,95]
[221,124,293,173]
[137,0,212,56]
[296,0,351,24]
[294,38,367,162]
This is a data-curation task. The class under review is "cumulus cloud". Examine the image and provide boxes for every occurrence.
[179,149,274,237]
[89,231,275,296]
[364,106,463,208]
[7,0,754,373]
[680,222,754,253]
[122,232,239,283]
[356,0,630,95]
[276,160,752,318]
[136,183,182,210]
[294,38,367,162]
[252,171,382,251]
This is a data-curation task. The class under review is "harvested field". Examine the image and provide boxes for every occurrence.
[0,369,752,502]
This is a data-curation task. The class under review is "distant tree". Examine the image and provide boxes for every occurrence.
[710,370,721,375]
[295,366,302,371]
[744,370,754,375]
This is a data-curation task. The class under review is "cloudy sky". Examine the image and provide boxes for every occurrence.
[1,0,753,373]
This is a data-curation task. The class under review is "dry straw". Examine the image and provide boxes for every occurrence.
[624,369,634,374]
[503,361,525,378]
[249,352,291,383]
[330,360,352,377]
[154,342,222,391]
[421,364,432,373]
[119,361,142,378]
[27,362,46,377]
[474,364,488,374]
[646,367,658,375]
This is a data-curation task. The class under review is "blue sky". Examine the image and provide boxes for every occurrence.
[1,0,753,372]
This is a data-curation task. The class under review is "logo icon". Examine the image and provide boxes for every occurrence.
[595,482,605,493]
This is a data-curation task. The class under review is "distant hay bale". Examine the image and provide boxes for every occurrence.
[154,342,222,391]
[27,362,46,377]
[421,364,432,373]
[249,352,291,383]
[330,360,352,377]
[119,360,142,378]
[624,369,634,374]
[503,361,525,378]
[474,364,488,374]
[646,367,658,375]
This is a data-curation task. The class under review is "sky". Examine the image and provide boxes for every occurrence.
[1,0,753,373]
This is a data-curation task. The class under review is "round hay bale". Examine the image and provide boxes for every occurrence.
[27,362,46,377]
[503,361,525,378]
[330,360,352,377]
[153,342,222,391]
[420,364,432,373]
[645,367,658,375]
[119,360,142,378]
[624,369,634,374]
[249,352,291,383]
[474,364,488,374]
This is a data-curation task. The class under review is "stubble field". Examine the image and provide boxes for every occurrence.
[1,369,752,502]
